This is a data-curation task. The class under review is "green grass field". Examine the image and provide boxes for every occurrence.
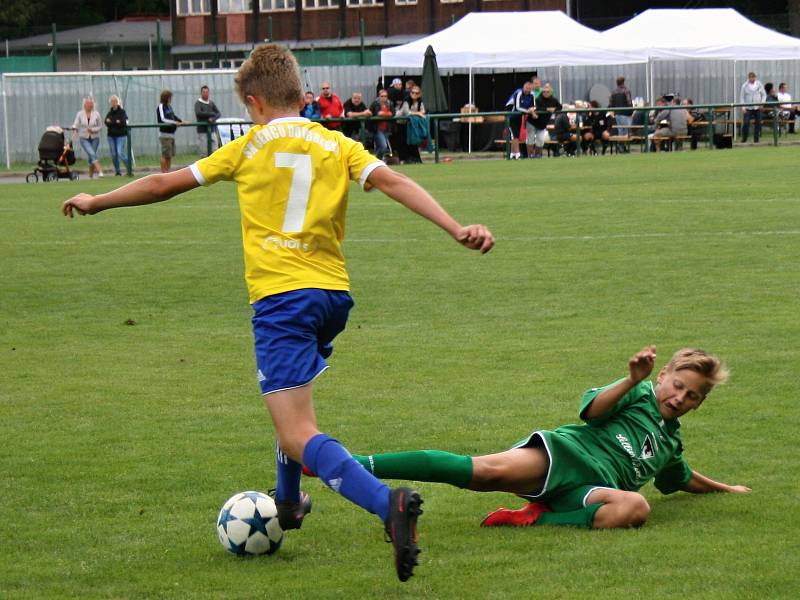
[1,148,798,598]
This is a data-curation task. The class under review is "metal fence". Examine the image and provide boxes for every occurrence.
[4,59,800,165]
[1,66,381,166]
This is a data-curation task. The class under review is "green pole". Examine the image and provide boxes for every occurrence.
[643,110,650,153]
[359,18,365,66]
[51,23,57,72]
[707,110,714,150]
[267,16,273,42]
[433,116,440,163]
[773,107,779,146]
[156,19,164,69]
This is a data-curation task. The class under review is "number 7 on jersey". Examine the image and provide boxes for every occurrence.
[275,153,312,233]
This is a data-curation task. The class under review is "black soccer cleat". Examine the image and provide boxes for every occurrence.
[268,489,313,531]
[384,487,423,582]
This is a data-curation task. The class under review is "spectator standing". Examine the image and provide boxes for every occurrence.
[369,89,394,160]
[317,82,344,130]
[388,78,405,110]
[104,95,130,176]
[777,83,796,133]
[343,91,372,140]
[72,96,104,178]
[609,76,633,135]
[507,80,536,159]
[530,83,561,159]
[397,85,426,164]
[157,89,183,173]
[740,72,766,143]
[195,85,221,158]
[300,91,320,119]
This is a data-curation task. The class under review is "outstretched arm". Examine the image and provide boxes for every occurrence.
[366,166,494,253]
[583,345,657,419]
[682,470,751,494]
[62,168,199,217]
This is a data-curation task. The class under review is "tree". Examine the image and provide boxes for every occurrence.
[790,0,800,35]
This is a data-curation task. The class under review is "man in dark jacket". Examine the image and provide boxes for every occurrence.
[609,76,633,135]
[530,84,561,158]
[194,85,222,157]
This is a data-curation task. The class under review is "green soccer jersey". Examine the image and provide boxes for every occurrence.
[553,379,693,493]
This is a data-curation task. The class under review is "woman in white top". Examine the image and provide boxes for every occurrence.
[72,96,104,178]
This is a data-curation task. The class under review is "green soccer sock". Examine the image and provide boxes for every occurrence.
[536,503,602,529]
[353,450,473,489]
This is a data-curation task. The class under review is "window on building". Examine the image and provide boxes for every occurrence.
[176,0,211,15]
[220,58,247,68]
[347,0,382,6]
[178,59,215,69]
[303,0,339,8]
[218,0,252,12]
[440,0,463,4]
[395,0,416,4]
[261,0,296,10]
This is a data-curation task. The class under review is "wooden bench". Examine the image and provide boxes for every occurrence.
[650,135,692,151]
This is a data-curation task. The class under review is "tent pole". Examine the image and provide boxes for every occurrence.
[558,66,563,100]
[645,60,651,104]
[381,67,384,89]
[468,66,473,154]
[733,60,737,142]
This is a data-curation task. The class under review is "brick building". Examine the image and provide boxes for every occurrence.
[171,0,566,68]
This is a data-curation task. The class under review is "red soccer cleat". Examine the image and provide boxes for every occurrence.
[480,501,551,527]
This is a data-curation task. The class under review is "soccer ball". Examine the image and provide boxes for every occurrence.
[216,491,284,556]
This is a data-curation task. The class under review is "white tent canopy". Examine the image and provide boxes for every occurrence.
[380,11,647,69]
[601,8,800,61]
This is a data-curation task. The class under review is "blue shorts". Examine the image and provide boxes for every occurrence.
[252,289,354,395]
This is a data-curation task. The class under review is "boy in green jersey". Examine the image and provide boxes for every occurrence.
[316,346,751,529]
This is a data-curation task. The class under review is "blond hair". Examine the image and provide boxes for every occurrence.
[235,44,303,110]
[109,94,122,107]
[666,348,729,388]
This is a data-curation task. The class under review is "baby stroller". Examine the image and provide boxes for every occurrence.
[26,126,78,183]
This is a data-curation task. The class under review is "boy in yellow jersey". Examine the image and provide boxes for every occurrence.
[62,44,494,582]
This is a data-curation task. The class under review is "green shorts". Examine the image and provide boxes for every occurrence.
[512,430,617,512]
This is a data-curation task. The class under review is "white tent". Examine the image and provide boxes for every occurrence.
[600,8,800,61]
[602,8,800,132]
[380,11,647,69]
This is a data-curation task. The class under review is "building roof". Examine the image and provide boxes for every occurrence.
[7,18,172,50]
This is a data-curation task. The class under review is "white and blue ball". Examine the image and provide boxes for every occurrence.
[217,491,283,556]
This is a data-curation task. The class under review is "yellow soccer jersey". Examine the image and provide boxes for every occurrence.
[190,117,384,303]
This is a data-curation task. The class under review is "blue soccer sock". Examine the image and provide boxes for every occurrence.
[275,443,302,504]
[303,433,390,522]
